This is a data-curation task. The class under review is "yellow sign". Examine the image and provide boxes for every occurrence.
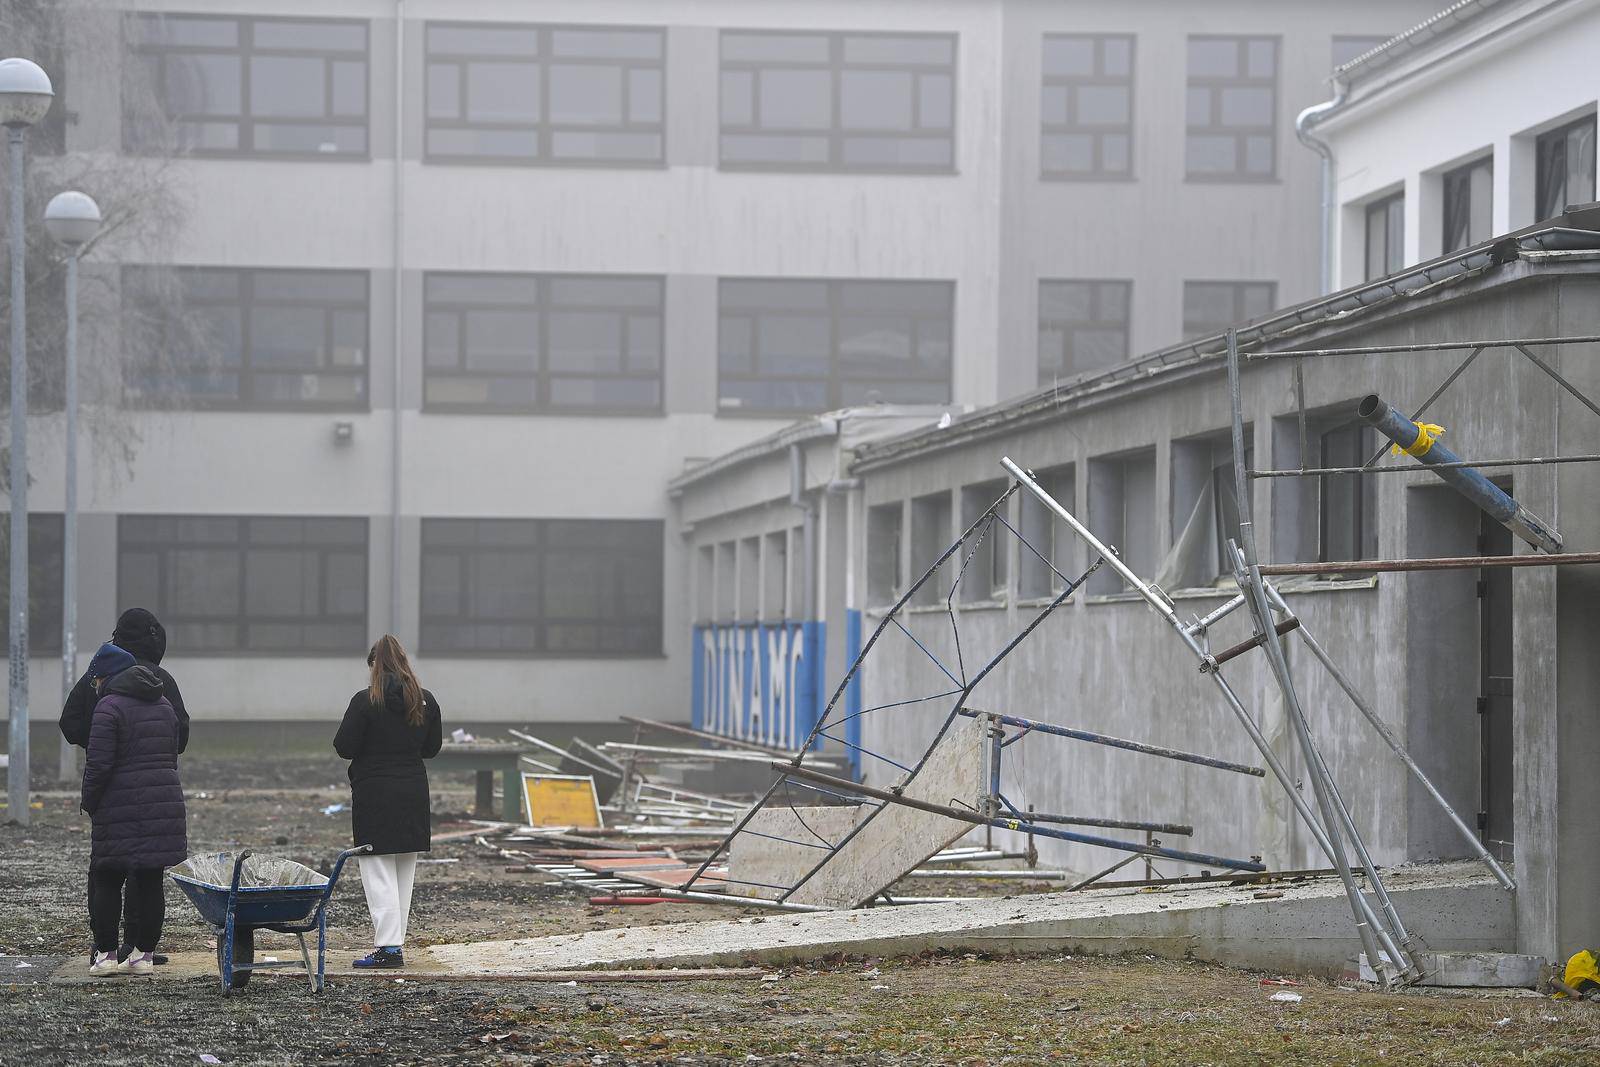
[520,772,603,829]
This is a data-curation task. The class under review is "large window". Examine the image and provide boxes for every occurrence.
[718,278,953,415]
[125,13,368,157]
[1038,279,1130,383]
[424,22,664,165]
[1041,34,1134,180]
[1182,280,1275,340]
[0,514,65,653]
[124,267,368,410]
[1535,115,1596,221]
[1318,421,1379,563]
[1088,449,1155,595]
[1186,36,1277,181]
[117,516,367,654]
[1017,465,1076,598]
[1443,156,1493,254]
[1365,192,1405,280]
[720,30,955,172]
[424,273,663,414]
[420,518,663,656]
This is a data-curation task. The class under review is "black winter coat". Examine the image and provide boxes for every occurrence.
[60,610,188,751]
[333,678,442,855]
[80,667,188,871]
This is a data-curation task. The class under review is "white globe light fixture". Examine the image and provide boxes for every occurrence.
[0,58,53,128]
[44,190,101,249]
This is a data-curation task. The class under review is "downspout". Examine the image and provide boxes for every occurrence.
[789,444,816,621]
[389,1,405,633]
[1295,76,1348,295]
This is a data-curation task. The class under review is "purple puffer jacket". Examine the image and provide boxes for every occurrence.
[80,666,188,871]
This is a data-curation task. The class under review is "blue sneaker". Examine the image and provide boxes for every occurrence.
[353,947,404,969]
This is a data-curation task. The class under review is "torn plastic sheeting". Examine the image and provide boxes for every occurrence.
[173,852,328,890]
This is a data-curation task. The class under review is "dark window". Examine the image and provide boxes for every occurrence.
[123,267,369,410]
[116,515,368,654]
[125,13,369,158]
[1038,279,1130,383]
[718,278,953,415]
[0,514,65,653]
[1209,445,1252,578]
[909,491,952,606]
[1017,465,1076,598]
[720,30,956,172]
[1365,192,1405,280]
[1186,36,1277,180]
[959,480,1008,602]
[424,22,664,165]
[1535,115,1596,221]
[1318,422,1378,563]
[1181,280,1275,340]
[423,273,663,414]
[866,501,903,606]
[1331,35,1389,70]
[1041,34,1134,179]
[1088,449,1154,594]
[1442,156,1493,254]
[420,518,663,656]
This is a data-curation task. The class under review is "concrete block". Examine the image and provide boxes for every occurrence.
[1417,951,1544,988]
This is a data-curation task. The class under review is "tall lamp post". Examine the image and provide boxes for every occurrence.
[0,58,53,826]
[44,191,99,786]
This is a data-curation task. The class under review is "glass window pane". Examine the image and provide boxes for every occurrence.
[139,16,239,48]
[1077,85,1129,125]
[332,60,366,117]
[842,35,953,65]
[722,33,830,63]
[427,127,537,158]
[721,70,753,125]
[1219,86,1272,127]
[628,69,662,124]
[254,21,365,52]
[1042,36,1095,77]
[250,55,329,118]
[429,25,540,57]
[551,29,661,60]
[167,54,242,116]
[466,61,539,123]
[427,64,460,119]
[548,64,623,125]
[841,70,913,130]
[758,69,831,128]
[1188,38,1239,78]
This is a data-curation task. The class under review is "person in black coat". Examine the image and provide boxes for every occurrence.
[60,608,189,966]
[333,634,442,969]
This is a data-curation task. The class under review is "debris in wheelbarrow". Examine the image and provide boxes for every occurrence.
[171,845,370,995]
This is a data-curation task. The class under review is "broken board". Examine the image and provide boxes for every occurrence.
[521,773,604,829]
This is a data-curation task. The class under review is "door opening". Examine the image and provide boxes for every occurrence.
[1478,511,1514,861]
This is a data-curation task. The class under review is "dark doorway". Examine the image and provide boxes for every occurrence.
[1479,514,1514,860]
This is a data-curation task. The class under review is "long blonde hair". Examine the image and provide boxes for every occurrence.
[367,634,424,726]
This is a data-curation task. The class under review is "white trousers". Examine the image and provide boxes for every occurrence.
[359,853,418,949]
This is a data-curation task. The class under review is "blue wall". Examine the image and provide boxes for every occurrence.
[692,621,826,752]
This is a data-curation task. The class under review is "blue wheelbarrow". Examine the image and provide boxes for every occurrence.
[171,845,370,995]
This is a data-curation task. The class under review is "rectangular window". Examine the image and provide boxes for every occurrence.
[125,13,369,157]
[1041,34,1134,179]
[1088,450,1155,595]
[1319,421,1379,563]
[1018,465,1076,599]
[867,502,903,606]
[762,530,788,619]
[423,273,663,414]
[0,514,65,653]
[1038,279,1130,383]
[1182,280,1276,340]
[1186,35,1277,181]
[1331,35,1389,70]
[1535,115,1596,221]
[718,278,953,415]
[958,480,1008,603]
[1365,192,1405,280]
[909,491,952,606]
[424,22,664,165]
[1169,434,1250,588]
[116,515,368,654]
[736,536,761,620]
[713,541,736,622]
[1442,156,1493,254]
[124,266,368,410]
[720,30,956,172]
[420,518,662,656]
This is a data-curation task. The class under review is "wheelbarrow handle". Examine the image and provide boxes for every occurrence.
[324,844,373,896]
[228,849,254,895]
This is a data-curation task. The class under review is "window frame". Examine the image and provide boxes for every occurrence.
[0,513,66,653]
[1181,280,1277,341]
[1534,114,1597,222]
[124,12,371,161]
[1037,278,1131,384]
[1442,154,1493,254]
[718,28,958,175]
[1040,33,1135,181]
[1184,34,1279,183]
[1365,191,1405,281]
[422,271,665,417]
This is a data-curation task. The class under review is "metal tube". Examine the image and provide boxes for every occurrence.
[1202,618,1300,672]
[1246,334,1600,359]
[789,444,816,620]
[1260,552,1600,575]
[1185,593,1246,635]
[388,0,405,632]
[963,710,1263,777]
[1360,346,1486,470]
[1253,454,1600,477]
[7,129,29,827]
[57,250,77,784]
[1018,812,1193,836]
[1357,394,1561,553]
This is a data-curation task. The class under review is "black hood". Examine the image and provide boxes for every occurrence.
[113,608,167,665]
[106,664,166,702]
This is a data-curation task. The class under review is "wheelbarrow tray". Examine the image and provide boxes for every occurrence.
[171,878,327,929]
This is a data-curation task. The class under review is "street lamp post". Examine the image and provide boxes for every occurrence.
[44,191,99,786]
[0,58,53,826]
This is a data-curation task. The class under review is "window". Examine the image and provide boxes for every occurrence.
[718,278,953,415]
[1186,36,1277,180]
[909,492,953,606]
[737,536,761,620]
[126,14,368,157]
[1038,279,1130,383]
[424,22,664,165]
[1182,280,1275,340]
[867,502,904,606]
[1365,192,1405,280]
[424,273,662,414]
[117,516,367,654]
[1167,434,1251,588]
[1088,450,1155,594]
[1331,35,1389,70]
[0,514,65,653]
[959,480,1009,603]
[1018,465,1076,599]
[1041,34,1134,179]
[762,531,788,618]
[124,267,368,410]
[1535,115,1596,221]
[1442,156,1493,254]
[1319,421,1379,563]
[720,30,955,172]
[714,541,736,621]
[420,518,662,656]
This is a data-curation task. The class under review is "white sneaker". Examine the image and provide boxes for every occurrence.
[119,951,155,976]
[89,950,120,977]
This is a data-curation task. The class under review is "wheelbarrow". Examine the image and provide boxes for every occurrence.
[171,845,370,995]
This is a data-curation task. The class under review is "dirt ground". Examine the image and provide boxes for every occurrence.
[2,752,1598,1065]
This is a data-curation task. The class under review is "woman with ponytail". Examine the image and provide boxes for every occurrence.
[333,634,443,969]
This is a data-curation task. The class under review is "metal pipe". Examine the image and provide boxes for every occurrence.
[7,128,29,826]
[962,709,1263,777]
[1202,618,1300,672]
[1185,593,1246,635]
[1294,75,1347,295]
[1357,394,1562,553]
[905,869,1073,880]
[1018,812,1193,836]
[1253,454,1600,477]
[57,248,78,784]
[1261,551,1600,575]
[388,0,406,633]
[789,444,816,620]
[619,714,792,757]
[1250,333,1600,360]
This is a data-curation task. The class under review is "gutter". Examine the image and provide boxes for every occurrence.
[1295,76,1348,296]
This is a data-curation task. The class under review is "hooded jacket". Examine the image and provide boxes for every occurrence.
[333,674,443,855]
[80,665,188,871]
[60,609,188,751]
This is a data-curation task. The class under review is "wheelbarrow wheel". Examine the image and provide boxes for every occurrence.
[217,926,254,990]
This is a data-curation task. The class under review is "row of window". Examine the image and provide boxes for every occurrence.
[4,516,664,658]
[1362,115,1596,282]
[130,268,1279,414]
[122,14,1383,180]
